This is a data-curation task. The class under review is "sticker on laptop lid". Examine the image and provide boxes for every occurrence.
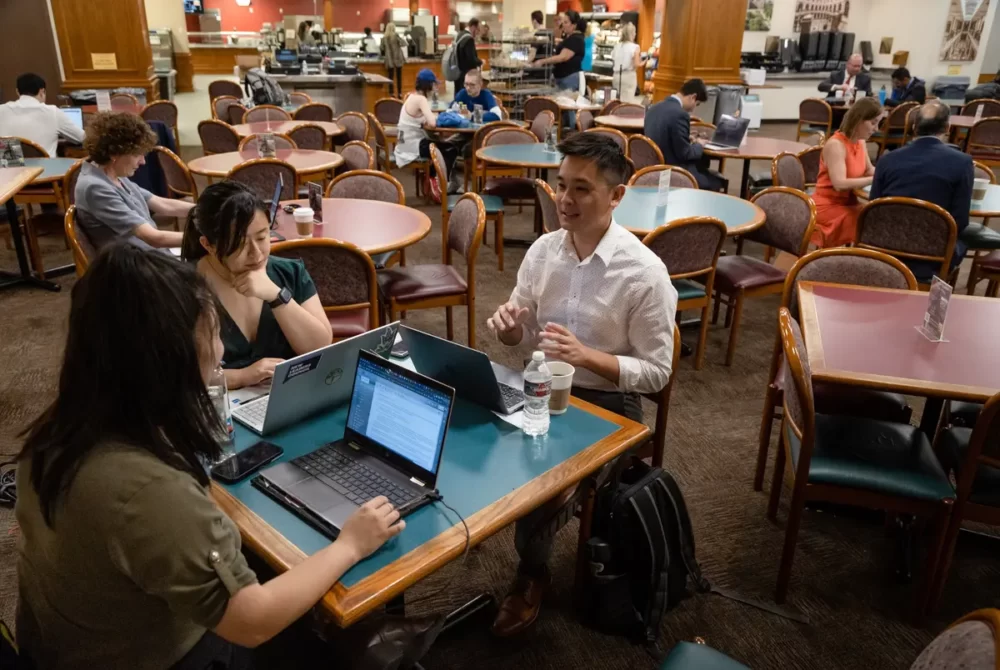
[283,353,322,383]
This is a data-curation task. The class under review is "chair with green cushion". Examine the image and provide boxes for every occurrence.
[964,162,1000,294]
[643,217,726,370]
[770,307,955,605]
[659,641,749,669]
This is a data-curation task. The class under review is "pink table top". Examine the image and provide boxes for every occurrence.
[798,281,1000,401]
[704,136,810,160]
[232,120,343,137]
[950,115,977,129]
[594,115,644,130]
[273,198,432,255]
[187,149,344,177]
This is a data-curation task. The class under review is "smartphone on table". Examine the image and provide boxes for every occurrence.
[211,440,284,484]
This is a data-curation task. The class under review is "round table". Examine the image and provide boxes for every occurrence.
[273,198,432,255]
[704,137,810,199]
[615,186,766,237]
[187,149,344,179]
[857,183,1000,217]
[22,157,77,185]
[231,120,343,138]
[429,119,529,135]
[475,144,562,170]
[20,157,78,209]
[594,115,644,132]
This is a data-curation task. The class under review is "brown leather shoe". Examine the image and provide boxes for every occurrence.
[491,568,551,637]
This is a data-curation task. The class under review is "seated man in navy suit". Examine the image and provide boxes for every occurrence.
[869,100,973,281]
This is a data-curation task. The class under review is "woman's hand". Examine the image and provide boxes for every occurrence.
[232,269,281,303]
[243,358,284,386]
[337,496,405,562]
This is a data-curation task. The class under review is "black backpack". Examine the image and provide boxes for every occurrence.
[244,68,285,106]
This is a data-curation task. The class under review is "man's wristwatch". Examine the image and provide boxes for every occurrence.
[268,287,292,309]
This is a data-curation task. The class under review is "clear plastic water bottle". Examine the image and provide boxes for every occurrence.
[878,85,887,106]
[522,351,552,437]
[207,366,237,469]
[545,126,557,152]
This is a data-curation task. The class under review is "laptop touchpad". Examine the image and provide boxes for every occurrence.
[291,476,349,511]
[320,499,357,530]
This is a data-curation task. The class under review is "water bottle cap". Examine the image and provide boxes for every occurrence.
[532,350,545,361]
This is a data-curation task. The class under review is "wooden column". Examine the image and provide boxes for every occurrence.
[50,0,158,101]
[324,0,334,30]
[652,0,745,102]
[638,0,654,51]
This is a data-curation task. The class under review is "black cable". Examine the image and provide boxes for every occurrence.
[403,493,471,608]
[0,461,17,507]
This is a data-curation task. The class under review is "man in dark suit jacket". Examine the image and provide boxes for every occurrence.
[870,101,974,282]
[643,78,725,191]
[885,67,926,108]
[818,53,873,97]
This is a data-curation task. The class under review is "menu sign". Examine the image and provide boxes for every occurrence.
[917,276,952,342]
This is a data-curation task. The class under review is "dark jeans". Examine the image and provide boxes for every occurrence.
[514,387,643,574]
[386,66,403,97]
[419,138,459,179]
[171,632,253,670]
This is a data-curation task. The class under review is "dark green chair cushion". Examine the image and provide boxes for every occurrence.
[961,223,1000,250]
[660,642,749,669]
[785,415,954,501]
[675,278,708,302]
[937,427,1000,507]
[948,400,983,428]
[448,193,504,213]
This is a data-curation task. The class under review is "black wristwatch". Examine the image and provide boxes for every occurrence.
[268,287,292,309]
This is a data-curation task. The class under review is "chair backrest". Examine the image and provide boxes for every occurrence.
[627,135,664,171]
[271,238,378,329]
[886,101,919,130]
[226,158,297,201]
[599,100,622,116]
[856,197,957,281]
[288,91,312,108]
[4,137,49,158]
[366,113,391,171]
[141,100,178,128]
[642,216,727,280]
[963,98,1000,118]
[524,96,560,122]
[778,307,816,458]
[799,98,832,126]
[498,105,510,120]
[294,102,335,122]
[584,127,628,153]
[747,187,816,256]
[910,612,1000,670]
[445,192,487,271]
[238,133,297,152]
[975,161,997,184]
[209,79,244,102]
[212,95,240,121]
[110,92,138,108]
[374,97,403,125]
[341,140,375,171]
[529,110,555,142]
[287,123,328,150]
[611,102,645,118]
[337,111,369,143]
[482,126,537,147]
[534,179,560,233]
[326,169,404,203]
[967,118,1000,156]
[576,109,595,131]
[244,105,292,124]
[771,152,806,190]
[797,145,823,185]
[64,159,84,207]
[227,103,249,126]
[63,206,95,276]
[902,106,920,145]
[198,119,241,154]
[151,147,198,199]
[628,165,699,189]
[689,120,716,140]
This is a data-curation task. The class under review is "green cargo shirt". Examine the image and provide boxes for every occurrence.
[15,441,258,669]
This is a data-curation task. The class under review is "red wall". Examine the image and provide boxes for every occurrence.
[199,0,451,34]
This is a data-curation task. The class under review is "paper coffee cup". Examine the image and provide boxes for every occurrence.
[293,207,314,236]
[547,361,575,415]
[973,177,989,201]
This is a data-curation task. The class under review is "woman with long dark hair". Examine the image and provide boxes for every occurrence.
[181,181,332,389]
[15,245,403,668]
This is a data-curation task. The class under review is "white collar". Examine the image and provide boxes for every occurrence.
[14,95,44,107]
[560,220,621,265]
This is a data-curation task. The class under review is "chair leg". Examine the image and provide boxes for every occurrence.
[398,249,406,267]
[967,253,980,295]
[23,215,45,279]
[694,303,710,370]
[764,246,774,263]
[724,293,745,366]
[446,306,454,340]
[988,279,1000,297]
[775,482,807,604]
[651,400,668,467]
[767,437,786,520]
[467,296,476,348]
[712,291,722,324]
[920,502,954,616]
[754,385,779,492]
[925,505,963,614]
[496,211,504,272]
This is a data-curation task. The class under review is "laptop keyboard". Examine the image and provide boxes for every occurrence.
[498,382,524,410]
[293,445,415,508]
[233,395,269,431]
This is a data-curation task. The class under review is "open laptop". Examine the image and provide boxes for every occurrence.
[268,173,283,227]
[232,322,399,435]
[704,114,751,151]
[252,349,455,539]
[401,326,524,415]
[61,107,83,131]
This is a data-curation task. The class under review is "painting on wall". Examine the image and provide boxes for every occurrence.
[939,0,989,62]
[745,0,774,31]
[793,0,850,33]
[879,37,893,54]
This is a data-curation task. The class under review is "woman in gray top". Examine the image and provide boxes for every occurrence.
[75,112,193,253]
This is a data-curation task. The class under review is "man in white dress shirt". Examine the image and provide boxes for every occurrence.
[486,132,677,637]
[0,73,85,157]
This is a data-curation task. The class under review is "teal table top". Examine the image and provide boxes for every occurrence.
[221,396,620,589]
[477,143,562,168]
[859,182,1000,216]
[23,157,77,183]
[614,186,766,236]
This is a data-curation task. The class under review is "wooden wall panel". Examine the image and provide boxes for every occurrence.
[190,47,260,75]
[0,1,62,103]
[175,52,195,93]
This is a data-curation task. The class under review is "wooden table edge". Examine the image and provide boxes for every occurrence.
[475,147,560,170]
[276,198,433,255]
[854,187,1000,217]
[188,153,345,178]
[213,396,650,628]
[621,192,766,237]
[234,122,344,137]
[0,167,45,203]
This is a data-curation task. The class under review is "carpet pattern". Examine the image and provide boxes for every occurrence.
[2,128,999,669]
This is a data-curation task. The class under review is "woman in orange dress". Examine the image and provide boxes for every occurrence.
[811,97,882,247]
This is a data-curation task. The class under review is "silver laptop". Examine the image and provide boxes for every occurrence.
[61,107,83,131]
[704,114,751,151]
[232,322,400,434]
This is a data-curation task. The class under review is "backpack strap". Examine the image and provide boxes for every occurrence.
[628,491,670,644]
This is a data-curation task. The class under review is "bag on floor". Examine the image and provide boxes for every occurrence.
[244,68,285,107]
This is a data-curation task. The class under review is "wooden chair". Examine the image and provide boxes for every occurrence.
[643,323,683,467]
[336,111,369,144]
[5,137,48,158]
[272,238,378,339]
[198,120,240,155]
[797,144,823,187]
[287,91,312,108]
[965,117,1000,166]
[208,80,244,108]
[752,248,917,492]
[377,192,486,347]
[151,147,198,201]
[979,250,1000,296]
[628,165,698,189]
[964,162,1000,294]
[367,112,428,196]
[873,101,919,157]
[599,100,622,116]
[141,100,179,144]
[340,140,375,172]
[479,129,537,270]
[584,127,628,153]
[961,98,1000,118]
[227,103,249,126]
[326,169,406,268]
[714,187,816,366]
[524,96,560,123]
[855,197,958,288]
[529,110,555,142]
[534,179,560,234]
[63,159,84,207]
[237,133,297,152]
[909,609,1000,662]
[627,135,664,171]
[63,206,96,277]
[288,123,328,150]
[110,92,139,108]
[771,152,806,190]
[770,307,954,605]
[796,98,833,143]
[576,110,595,132]
[294,102,335,123]
[643,217,727,369]
[373,97,403,127]
[901,106,921,146]
[465,120,518,192]
[610,102,645,118]
[243,105,292,124]
[226,158,298,201]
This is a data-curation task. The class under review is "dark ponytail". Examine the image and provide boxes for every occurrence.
[180,180,268,263]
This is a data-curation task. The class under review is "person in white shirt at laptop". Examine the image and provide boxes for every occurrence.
[486,132,677,637]
[0,73,84,157]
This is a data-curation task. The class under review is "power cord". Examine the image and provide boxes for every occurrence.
[0,461,17,507]
[403,493,471,607]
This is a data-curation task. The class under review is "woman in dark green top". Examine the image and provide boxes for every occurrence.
[182,182,333,389]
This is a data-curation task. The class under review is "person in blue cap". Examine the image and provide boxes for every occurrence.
[394,68,463,195]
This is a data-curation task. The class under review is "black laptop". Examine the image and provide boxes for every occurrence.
[252,349,455,539]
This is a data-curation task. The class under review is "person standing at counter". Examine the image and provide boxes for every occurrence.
[395,69,462,195]
[534,10,584,126]
[297,20,316,47]
[381,23,406,97]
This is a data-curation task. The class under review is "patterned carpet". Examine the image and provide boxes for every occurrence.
[1,129,998,669]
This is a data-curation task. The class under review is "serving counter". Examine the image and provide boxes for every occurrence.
[270,72,393,115]
[352,59,443,94]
